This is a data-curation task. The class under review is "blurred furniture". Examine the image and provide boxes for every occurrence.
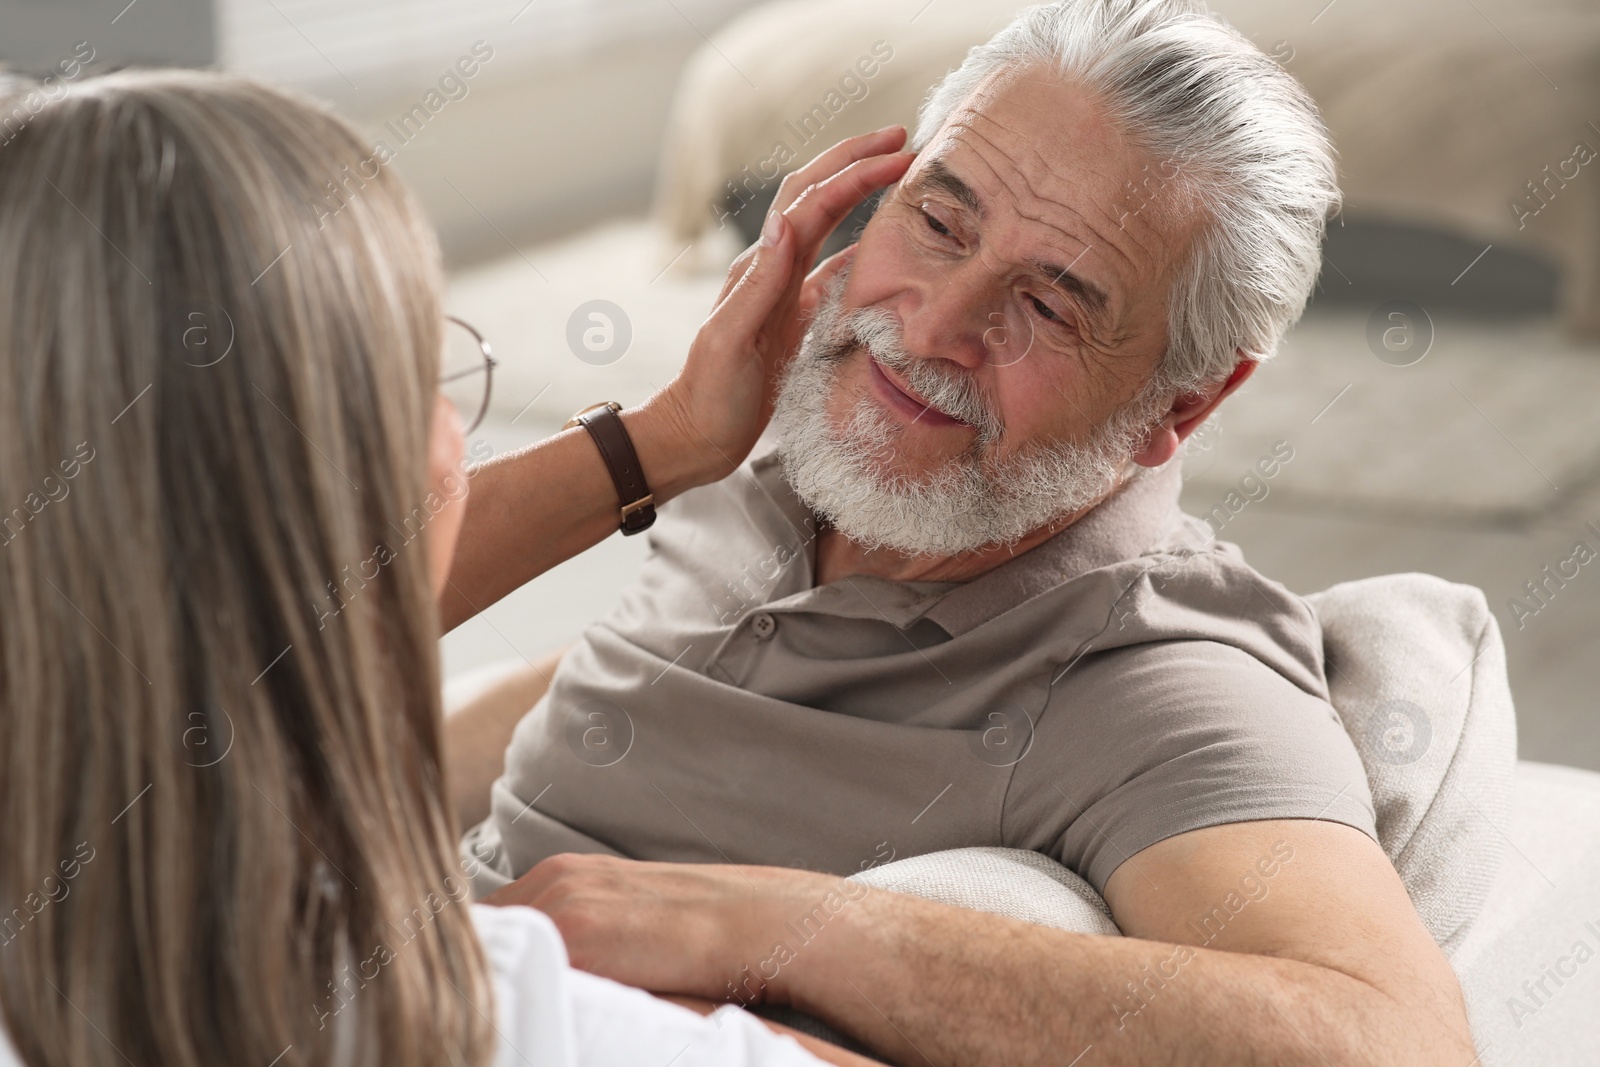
[217,0,767,262]
[653,0,1024,267]
[1452,761,1600,1067]
[1219,0,1600,336]
[654,0,1600,335]
[0,0,214,73]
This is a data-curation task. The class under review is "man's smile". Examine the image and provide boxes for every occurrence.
[866,353,971,429]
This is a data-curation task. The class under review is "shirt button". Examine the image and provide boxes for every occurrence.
[750,612,777,640]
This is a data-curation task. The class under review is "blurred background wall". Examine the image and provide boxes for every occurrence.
[3,0,1597,771]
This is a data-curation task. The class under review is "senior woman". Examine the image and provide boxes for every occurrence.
[0,69,907,1067]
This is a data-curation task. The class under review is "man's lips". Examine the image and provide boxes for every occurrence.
[866,356,969,429]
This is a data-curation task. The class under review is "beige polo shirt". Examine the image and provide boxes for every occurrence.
[464,447,1377,898]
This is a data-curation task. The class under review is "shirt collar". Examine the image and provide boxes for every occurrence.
[922,460,1185,636]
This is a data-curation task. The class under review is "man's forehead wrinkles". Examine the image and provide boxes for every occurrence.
[994,131,1149,280]
[947,106,1149,238]
[926,130,1098,268]
[954,104,1131,220]
[1011,198,1135,292]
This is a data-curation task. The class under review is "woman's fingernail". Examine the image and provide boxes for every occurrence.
[876,124,903,136]
[761,212,784,247]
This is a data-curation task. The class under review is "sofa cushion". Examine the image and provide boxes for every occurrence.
[1451,761,1600,1066]
[1307,573,1517,955]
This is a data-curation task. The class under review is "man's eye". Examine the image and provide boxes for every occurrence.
[1029,295,1062,323]
[920,207,953,238]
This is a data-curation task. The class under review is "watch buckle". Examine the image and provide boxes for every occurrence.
[563,400,622,430]
[620,494,655,522]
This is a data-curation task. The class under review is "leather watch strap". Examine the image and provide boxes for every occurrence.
[564,401,656,535]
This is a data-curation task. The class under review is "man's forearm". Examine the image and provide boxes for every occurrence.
[777,890,1475,1067]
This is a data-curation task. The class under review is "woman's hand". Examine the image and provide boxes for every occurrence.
[643,126,915,487]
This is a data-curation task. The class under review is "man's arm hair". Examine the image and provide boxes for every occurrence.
[775,818,1476,1067]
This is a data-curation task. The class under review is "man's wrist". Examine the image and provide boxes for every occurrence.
[762,874,891,1011]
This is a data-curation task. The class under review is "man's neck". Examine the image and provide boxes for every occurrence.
[812,497,1102,587]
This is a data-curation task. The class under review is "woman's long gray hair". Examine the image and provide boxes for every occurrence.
[0,69,494,1067]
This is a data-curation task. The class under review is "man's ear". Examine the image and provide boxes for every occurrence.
[1130,354,1257,469]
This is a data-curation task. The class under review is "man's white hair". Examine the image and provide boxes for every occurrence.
[913,0,1339,392]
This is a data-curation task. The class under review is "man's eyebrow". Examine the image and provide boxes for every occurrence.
[910,159,984,217]
[1032,255,1112,325]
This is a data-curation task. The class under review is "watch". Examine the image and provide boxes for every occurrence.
[564,401,656,535]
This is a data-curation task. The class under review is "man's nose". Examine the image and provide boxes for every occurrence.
[898,260,1003,372]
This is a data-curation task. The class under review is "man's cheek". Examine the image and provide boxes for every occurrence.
[981,305,1038,368]
[848,211,934,307]
[987,378,1049,458]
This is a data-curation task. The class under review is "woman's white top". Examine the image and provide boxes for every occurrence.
[471,904,828,1066]
[0,904,827,1067]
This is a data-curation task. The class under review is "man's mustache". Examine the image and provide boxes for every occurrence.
[819,304,1004,442]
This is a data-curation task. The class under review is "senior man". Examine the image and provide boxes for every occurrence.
[442,1,1478,1064]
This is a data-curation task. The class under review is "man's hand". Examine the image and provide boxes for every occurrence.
[484,853,844,1003]
[486,820,1479,1067]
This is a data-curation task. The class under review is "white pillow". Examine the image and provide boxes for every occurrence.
[849,846,1119,936]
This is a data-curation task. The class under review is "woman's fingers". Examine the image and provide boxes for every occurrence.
[711,127,909,308]
[701,211,796,354]
[770,125,907,216]
[712,149,907,312]
[782,151,913,265]
[714,235,767,306]
[800,242,858,319]
[696,126,909,385]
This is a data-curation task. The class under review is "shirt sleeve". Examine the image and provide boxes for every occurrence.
[1003,639,1379,896]
[470,904,828,1067]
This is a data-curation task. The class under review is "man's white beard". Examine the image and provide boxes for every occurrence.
[771,272,1170,557]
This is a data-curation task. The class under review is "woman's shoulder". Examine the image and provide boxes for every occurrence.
[468,903,579,1067]
[469,899,571,978]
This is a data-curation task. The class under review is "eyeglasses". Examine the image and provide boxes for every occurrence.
[440,315,497,436]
